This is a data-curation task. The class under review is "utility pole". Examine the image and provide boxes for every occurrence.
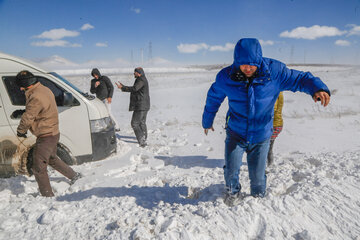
[131,49,134,66]
[148,41,153,64]
[290,45,294,64]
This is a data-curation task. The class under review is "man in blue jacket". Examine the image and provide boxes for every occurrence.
[202,38,330,205]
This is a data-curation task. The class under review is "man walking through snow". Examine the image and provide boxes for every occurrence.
[202,38,330,206]
[115,67,150,147]
[16,70,81,197]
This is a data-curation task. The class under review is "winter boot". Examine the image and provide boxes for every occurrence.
[224,191,243,207]
[70,172,82,185]
[139,136,147,148]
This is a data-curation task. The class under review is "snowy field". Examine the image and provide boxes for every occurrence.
[1,65,360,240]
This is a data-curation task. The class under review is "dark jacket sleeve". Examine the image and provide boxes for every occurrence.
[90,79,97,94]
[103,76,114,98]
[122,78,144,93]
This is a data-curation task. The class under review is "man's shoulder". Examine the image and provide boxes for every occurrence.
[27,83,52,100]
[38,83,55,96]
[263,57,286,70]
[219,65,232,73]
[216,66,232,80]
[101,75,111,81]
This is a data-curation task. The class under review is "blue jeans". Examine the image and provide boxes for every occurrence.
[224,129,270,197]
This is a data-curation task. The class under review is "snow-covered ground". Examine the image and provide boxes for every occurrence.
[1,65,360,240]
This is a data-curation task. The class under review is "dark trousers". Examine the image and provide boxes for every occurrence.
[131,110,148,144]
[32,134,76,197]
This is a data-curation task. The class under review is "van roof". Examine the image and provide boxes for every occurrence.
[0,51,48,74]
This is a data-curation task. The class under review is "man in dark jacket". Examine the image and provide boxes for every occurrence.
[202,38,330,206]
[16,70,81,197]
[115,67,150,147]
[90,68,120,131]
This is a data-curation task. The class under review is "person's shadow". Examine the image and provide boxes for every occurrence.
[116,134,137,144]
[57,184,224,209]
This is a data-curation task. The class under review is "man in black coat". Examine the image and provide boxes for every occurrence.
[90,68,120,131]
[116,67,150,147]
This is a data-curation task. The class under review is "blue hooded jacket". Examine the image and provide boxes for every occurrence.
[202,38,330,144]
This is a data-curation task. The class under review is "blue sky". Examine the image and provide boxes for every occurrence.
[0,0,360,68]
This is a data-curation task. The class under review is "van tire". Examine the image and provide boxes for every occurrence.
[57,145,76,165]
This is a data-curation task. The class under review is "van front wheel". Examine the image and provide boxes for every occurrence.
[57,145,76,165]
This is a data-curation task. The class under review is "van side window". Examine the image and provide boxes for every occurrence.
[2,76,79,106]
[37,77,79,106]
[2,77,26,106]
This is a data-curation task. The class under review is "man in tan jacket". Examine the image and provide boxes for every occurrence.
[16,70,81,197]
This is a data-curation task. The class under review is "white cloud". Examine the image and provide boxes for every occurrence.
[34,28,80,40]
[95,42,108,47]
[177,43,209,53]
[31,40,82,48]
[347,24,360,36]
[35,55,80,69]
[259,39,275,46]
[81,23,94,31]
[209,43,235,52]
[335,40,351,46]
[280,25,346,40]
[131,7,141,14]
[178,41,275,54]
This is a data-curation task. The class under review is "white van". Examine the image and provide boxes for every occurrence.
[0,52,117,177]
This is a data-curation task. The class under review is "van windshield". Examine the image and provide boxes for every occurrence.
[49,72,95,100]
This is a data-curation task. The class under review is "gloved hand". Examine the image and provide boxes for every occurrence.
[17,131,27,138]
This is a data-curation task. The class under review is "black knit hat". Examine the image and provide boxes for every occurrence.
[15,70,38,88]
[134,67,144,75]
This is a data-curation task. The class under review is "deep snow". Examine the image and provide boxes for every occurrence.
[0,65,359,240]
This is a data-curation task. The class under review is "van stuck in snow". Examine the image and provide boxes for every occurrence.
[0,52,117,177]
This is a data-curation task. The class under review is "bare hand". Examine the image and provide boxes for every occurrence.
[107,97,112,104]
[204,126,214,135]
[313,91,330,107]
[95,81,100,87]
[115,81,123,89]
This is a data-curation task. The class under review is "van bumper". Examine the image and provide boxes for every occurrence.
[76,128,117,164]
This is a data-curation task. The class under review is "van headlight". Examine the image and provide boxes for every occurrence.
[90,117,113,133]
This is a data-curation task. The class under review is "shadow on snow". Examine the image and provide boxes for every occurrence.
[56,184,224,209]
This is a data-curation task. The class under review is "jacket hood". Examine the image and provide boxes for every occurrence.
[91,68,101,77]
[233,38,263,68]
[134,67,145,76]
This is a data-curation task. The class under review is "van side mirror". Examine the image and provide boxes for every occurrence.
[63,92,74,106]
